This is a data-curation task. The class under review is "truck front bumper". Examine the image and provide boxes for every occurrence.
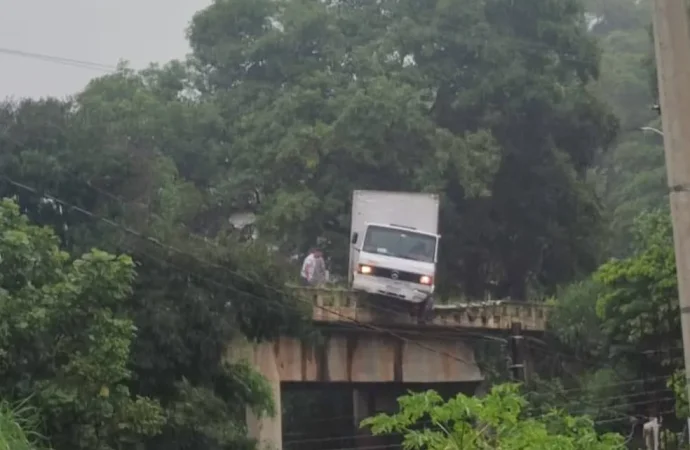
[352,275,432,304]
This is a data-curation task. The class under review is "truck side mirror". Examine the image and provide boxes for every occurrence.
[351,232,358,244]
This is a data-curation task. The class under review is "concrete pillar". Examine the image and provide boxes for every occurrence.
[247,342,282,450]
[352,387,378,449]
[226,339,282,450]
[352,387,371,428]
[352,387,400,449]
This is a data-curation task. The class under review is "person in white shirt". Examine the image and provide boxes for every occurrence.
[300,248,326,286]
[643,416,660,450]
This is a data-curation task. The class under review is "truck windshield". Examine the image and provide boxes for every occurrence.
[362,226,436,263]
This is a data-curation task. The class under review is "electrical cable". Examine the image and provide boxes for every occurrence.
[330,445,400,450]
[16,173,663,444]
[0,168,517,349]
[596,409,676,426]
[0,46,116,71]
[0,174,478,366]
[523,342,684,403]
[0,31,596,74]
[282,384,677,433]
[3,177,682,392]
[64,172,516,347]
[0,30,684,449]
[0,87,526,349]
[4,175,685,448]
[526,374,677,398]
[281,396,677,447]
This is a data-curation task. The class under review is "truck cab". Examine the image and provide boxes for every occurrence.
[351,223,439,303]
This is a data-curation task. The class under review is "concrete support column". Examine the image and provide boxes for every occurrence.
[247,342,282,450]
[227,340,282,450]
[353,387,378,449]
[352,387,399,449]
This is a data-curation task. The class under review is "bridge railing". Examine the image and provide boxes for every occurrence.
[293,287,549,331]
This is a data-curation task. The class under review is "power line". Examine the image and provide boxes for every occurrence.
[0,46,116,72]
[71,172,515,346]
[534,388,673,410]
[282,385,676,434]
[0,27,595,74]
[525,374,677,402]
[0,47,116,71]
[596,410,676,427]
[0,174,478,367]
[3,176,684,448]
[525,336,682,389]
[281,396,677,447]
[2,165,514,345]
[325,414,668,450]
[331,445,399,450]
[4,174,683,411]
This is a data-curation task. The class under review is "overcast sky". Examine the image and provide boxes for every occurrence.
[0,0,211,100]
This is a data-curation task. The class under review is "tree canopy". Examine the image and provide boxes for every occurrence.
[0,198,164,449]
[542,208,683,437]
[362,383,625,449]
[2,0,620,301]
[0,0,683,446]
[185,0,619,299]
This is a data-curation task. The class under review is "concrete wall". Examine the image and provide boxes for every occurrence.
[300,288,549,331]
[227,331,483,449]
[352,387,399,449]
[225,288,550,449]
[271,332,482,383]
[230,340,282,450]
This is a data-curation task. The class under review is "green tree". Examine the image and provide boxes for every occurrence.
[541,210,679,430]
[187,0,618,299]
[0,198,165,450]
[548,280,607,364]
[0,400,46,450]
[594,209,678,373]
[667,369,688,419]
[528,0,678,433]
[531,210,681,429]
[362,383,624,449]
[585,0,666,257]
[600,132,667,257]
[0,75,313,449]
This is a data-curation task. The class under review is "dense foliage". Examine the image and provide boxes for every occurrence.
[0,0,684,447]
[0,400,45,450]
[0,198,164,449]
[188,0,621,300]
[0,194,312,450]
[525,0,685,439]
[2,0,619,301]
[362,384,625,449]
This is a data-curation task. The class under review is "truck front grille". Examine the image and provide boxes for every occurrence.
[370,267,420,283]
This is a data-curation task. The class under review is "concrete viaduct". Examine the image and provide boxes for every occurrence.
[228,288,549,449]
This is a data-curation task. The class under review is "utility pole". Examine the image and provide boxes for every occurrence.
[651,0,690,435]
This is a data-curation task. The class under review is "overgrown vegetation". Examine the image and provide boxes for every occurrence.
[363,384,625,449]
[0,0,682,447]
[0,400,45,450]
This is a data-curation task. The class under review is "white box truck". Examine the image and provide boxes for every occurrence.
[348,190,440,307]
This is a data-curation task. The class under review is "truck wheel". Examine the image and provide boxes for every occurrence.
[417,295,435,324]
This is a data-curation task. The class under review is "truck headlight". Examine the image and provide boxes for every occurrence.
[419,275,432,285]
[359,265,373,274]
